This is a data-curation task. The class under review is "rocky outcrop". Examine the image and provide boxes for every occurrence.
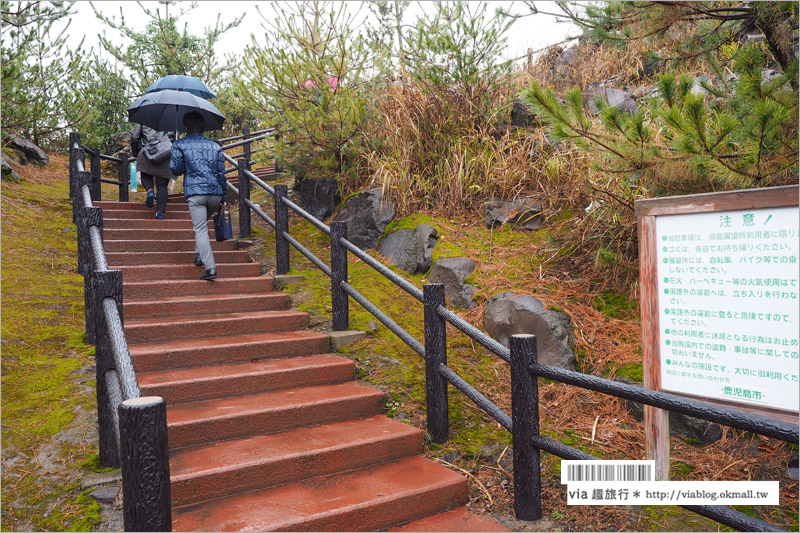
[427,257,478,309]
[3,134,48,165]
[1,155,23,183]
[332,188,395,250]
[299,177,340,221]
[484,197,543,230]
[378,223,438,275]
[483,292,576,370]
[585,86,638,115]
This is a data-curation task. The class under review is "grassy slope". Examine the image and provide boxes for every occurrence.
[1,154,104,531]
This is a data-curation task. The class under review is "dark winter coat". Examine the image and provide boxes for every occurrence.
[169,133,227,202]
[131,124,176,179]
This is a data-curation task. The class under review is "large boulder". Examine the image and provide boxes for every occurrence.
[483,292,576,370]
[1,155,23,183]
[4,134,48,165]
[299,177,340,221]
[484,196,543,230]
[427,257,478,309]
[333,188,395,250]
[585,86,638,115]
[106,131,132,155]
[378,223,438,275]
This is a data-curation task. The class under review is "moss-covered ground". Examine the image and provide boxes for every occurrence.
[1,155,119,531]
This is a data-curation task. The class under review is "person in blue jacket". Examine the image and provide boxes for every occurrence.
[170,111,227,280]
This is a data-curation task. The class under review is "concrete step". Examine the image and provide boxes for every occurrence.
[108,250,249,267]
[119,262,260,281]
[390,507,511,532]
[171,456,468,532]
[139,354,354,404]
[97,209,192,220]
[105,239,237,253]
[104,228,217,241]
[123,292,289,319]
[104,218,199,230]
[169,415,422,508]
[167,382,384,448]
[123,276,274,299]
[130,331,330,372]
[96,201,190,211]
[125,310,308,344]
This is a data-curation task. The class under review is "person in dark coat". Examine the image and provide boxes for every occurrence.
[169,111,227,281]
[131,124,176,219]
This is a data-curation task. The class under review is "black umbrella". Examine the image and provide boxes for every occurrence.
[145,75,217,100]
[127,89,225,133]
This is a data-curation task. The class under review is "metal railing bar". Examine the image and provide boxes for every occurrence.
[280,196,330,235]
[282,231,332,277]
[89,226,108,271]
[437,364,512,431]
[530,363,799,443]
[102,297,140,400]
[247,168,276,196]
[105,369,122,455]
[528,434,784,532]
[79,144,98,155]
[217,127,274,143]
[340,281,426,358]
[81,184,93,208]
[245,197,276,229]
[338,238,425,303]
[100,178,122,185]
[221,132,271,151]
[225,166,237,174]
[227,182,239,195]
[228,148,265,159]
[99,154,121,163]
[436,305,511,363]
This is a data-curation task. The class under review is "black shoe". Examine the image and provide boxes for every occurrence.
[194,253,203,266]
[145,190,154,207]
[199,268,217,281]
[155,211,164,220]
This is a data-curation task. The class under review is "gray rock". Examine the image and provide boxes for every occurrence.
[762,69,782,83]
[428,257,478,309]
[554,46,580,77]
[623,381,723,444]
[4,133,49,165]
[106,131,132,155]
[88,486,119,504]
[691,73,713,96]
[484,197,543,230]
[333,189,395,250]
[483,292,576,370]
[299,177,340,221]
[377,223,438,274]
[509,101,538,129]
[1,155,23,182]
[585,86,638,115]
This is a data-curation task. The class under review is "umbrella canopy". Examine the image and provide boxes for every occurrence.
[145,75,217,99]
[127,90,225,133]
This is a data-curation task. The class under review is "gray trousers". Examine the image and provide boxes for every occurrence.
[187,195,222,270]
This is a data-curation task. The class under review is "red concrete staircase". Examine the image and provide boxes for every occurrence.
[95,198,510,532]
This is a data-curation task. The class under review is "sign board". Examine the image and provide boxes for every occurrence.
[635,185,799,479]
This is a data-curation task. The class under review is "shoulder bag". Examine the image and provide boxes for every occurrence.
[213,204,233,242]
[143,135,173,164]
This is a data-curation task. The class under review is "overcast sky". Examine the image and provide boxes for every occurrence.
[68,1,578,67]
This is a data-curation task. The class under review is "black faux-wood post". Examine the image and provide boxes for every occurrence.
[119,396,172,532]
[274,129,283,173]
[92,269,124,467]
[274,183,290,275]
[424,283,449,444]
[68,132,82,201]
[237,158,251,239]
[242,126,251,161]
[510,334,542,521]
[118,152,130,202]
[90,150,101,201]
[80,206,103,345]
[330,221,349,331]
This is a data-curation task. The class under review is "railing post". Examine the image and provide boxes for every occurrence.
[92,269,123,468]
[424,283,449,443]
[242,126,251,161]
[118,151,130,202]
[330,221,349,331]
[80,206,103,344]
[90,150,101,201]
[237,158,251,239]
[69,133,85,221]
[274,183,290,274]
[510,334,542,521]
[119,396,172,532]
[274,129,283,173]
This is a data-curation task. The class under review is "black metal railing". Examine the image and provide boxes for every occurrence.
[70,133,171,532]
[223,133,798,532]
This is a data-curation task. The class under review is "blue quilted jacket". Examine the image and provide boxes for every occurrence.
[170,134,227,202]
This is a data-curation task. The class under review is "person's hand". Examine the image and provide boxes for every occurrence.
[221,201,227,207]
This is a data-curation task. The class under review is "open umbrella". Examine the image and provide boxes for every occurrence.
[127,89,225,133]
[145,75,217,99]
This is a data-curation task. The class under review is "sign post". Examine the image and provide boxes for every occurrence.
[636,185,799,480]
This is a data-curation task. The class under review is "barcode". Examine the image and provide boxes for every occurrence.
[561,460,655,484]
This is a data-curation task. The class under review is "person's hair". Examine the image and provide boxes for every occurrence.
[183,111,205,134]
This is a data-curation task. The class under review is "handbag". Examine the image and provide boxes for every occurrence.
[213,204,233,242]
[143,135,173,164]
